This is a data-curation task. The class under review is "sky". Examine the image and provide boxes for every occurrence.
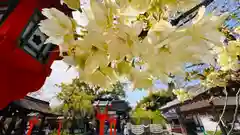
[29,61,149,107]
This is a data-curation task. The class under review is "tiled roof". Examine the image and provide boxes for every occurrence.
[12,96,57,115]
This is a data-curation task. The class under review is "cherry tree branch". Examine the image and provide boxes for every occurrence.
[170,0,214,26]
[227,88,240,135]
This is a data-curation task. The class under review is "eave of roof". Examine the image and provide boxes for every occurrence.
[160,84,206,110]
[12,96,59,116]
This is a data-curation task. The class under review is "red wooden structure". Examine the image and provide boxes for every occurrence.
[0,0,72,109]
[94,100,117,135]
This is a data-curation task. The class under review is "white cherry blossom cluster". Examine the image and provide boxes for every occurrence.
[39,0,234,92]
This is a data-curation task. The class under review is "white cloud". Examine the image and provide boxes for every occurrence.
[29,61,78,107]
[30,60,148,107]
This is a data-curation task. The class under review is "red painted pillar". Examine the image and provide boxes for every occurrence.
[108,117,117,135]
[27,117,39,135]
[96,105,109,135]
[97,114,108,135]
[58,120,62,135]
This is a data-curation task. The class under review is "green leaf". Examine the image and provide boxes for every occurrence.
[63,0,81,11]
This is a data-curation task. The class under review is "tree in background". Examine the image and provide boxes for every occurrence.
[135,90,173,111]
[54,79,96,134]
[54,78,126,115]
[132,108,166,125]
[54,79,99,118]
[97,81,126,100]
[131,90,172,125]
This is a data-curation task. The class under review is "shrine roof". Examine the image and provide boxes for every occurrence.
[93,100,131,112]
[160,99,181,111]
[160,84,206,110]
[160,79,240,113]
[12,96,58,116]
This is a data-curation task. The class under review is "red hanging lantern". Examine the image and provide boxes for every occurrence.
[0,0,72,109]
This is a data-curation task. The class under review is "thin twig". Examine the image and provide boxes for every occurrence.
[213,87,228,135]
[227,88,240,135]
[170,0,214,26]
